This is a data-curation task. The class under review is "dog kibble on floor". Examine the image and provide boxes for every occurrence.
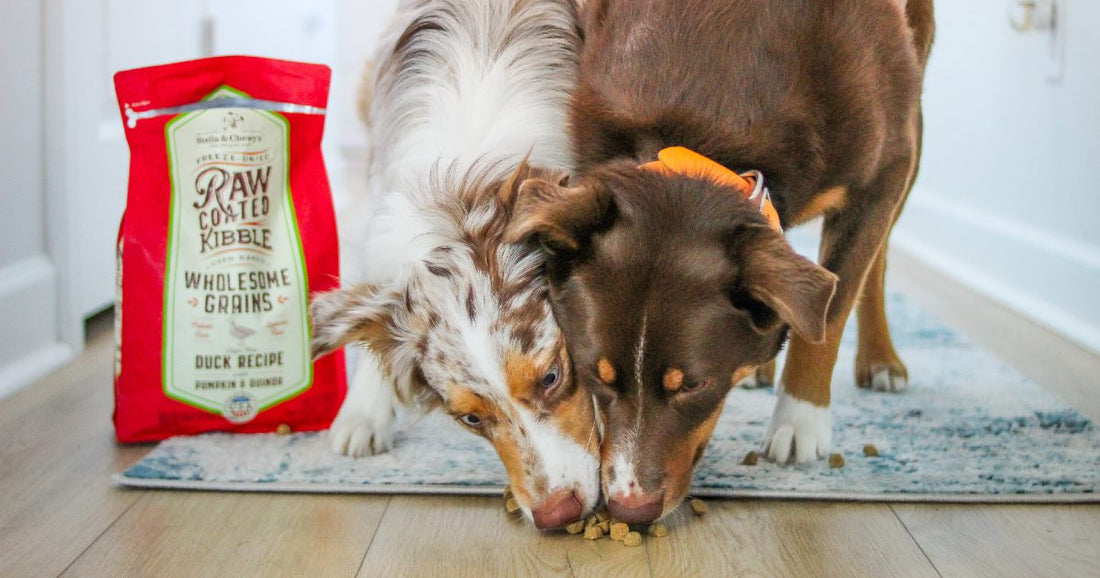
[690,498,708,515]
[863,444,880,457]
[496,494,678,545]
[829,453,846,468]
[275,424,291,435]
[609,522,630,541]
[742,450,759,466]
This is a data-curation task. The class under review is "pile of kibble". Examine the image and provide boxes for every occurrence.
[503,487,709,546]
[503,445,882,544]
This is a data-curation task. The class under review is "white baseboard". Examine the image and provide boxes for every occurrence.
[0,343,73,400]
[0,256,73,399]
[893,192,1100,356]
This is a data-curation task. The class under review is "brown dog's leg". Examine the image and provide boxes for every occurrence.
[737,359,776,389]
[856,100,926,393]
[763,153,916,464]
[855,245,908,391]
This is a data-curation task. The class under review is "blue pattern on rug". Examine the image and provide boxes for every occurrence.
[119,292,1100,500]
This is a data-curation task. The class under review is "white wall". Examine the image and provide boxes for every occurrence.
[332,0,399,181]
[894,0,1100,354]
[0,0,394,400]
[0,2,71,398]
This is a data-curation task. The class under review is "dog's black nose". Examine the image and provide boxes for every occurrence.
[531,489,584,529]
[608,490,665,524]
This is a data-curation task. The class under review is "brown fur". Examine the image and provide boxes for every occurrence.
[792,186,849,226]
[509,0,935,519]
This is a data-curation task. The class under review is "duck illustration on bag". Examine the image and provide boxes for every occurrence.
[229,319,256,347]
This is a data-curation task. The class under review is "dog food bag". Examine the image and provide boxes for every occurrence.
[113,56,346,442]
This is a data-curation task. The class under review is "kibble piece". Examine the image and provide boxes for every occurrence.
[505,498,521,513]
[276,423,291,435]
[741,450,759,466]
[583,525,604,540]
[863,444,879,457]
[598,520,610,534]
[647,523,669,538]
[565,520,586,535]
[690,498,708,515]
[829,453,845,468]
[594,509,609,523]
[586,515,600,528]
[609,522,630,541]
[623,531,643,547]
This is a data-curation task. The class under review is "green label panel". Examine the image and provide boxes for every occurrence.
[163,86,312,422]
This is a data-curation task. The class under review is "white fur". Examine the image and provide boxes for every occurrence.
[329,350,398,457]
[514,405,601,516]
[341,0,578,273]
[762,388,833,464]
[607,451,640,500]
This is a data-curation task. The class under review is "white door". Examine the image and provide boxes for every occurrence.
[45,0,205,349]
[44,0,336,351]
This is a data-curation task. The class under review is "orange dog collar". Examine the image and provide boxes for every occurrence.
[639,147,782,232]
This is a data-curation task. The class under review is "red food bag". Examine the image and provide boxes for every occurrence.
[113,56,346,442]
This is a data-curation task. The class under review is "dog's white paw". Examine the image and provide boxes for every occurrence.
[328,402,396,458]
[869,367,908,393]
[762,390,832,464]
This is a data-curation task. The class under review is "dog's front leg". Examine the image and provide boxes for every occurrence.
[328,347,399,457]
[763,155,916,464]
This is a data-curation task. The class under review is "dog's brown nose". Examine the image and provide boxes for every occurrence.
[531,489,583,529]
[608,490,665,524]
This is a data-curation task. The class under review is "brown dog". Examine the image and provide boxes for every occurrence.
[506,0,935,523]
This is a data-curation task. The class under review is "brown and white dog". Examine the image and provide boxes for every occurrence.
[507,0,935,522]
[309,0,600,529]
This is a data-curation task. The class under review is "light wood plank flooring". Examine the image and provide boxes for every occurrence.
[2,249,1099,578]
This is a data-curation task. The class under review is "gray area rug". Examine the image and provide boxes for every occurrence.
[116,292,1100,502]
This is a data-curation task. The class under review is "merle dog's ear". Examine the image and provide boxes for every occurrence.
[736,227,838,343]
[504,177,614,254]
[309,284,397,360]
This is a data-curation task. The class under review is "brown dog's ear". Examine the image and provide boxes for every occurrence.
[309,284,395,360]
[504,177,613,253]
[739,229,838,343]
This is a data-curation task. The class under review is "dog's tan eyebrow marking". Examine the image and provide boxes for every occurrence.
[663,368,684,391]
[597,358,616,383]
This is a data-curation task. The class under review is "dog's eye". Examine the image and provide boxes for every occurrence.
[540,363,562,390]
[681,377,714,393]
[459,414,482,427]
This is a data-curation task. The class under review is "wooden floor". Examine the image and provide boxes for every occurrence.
[3,249,1100,578]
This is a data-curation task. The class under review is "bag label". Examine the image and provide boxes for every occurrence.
[163,86,312,421]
